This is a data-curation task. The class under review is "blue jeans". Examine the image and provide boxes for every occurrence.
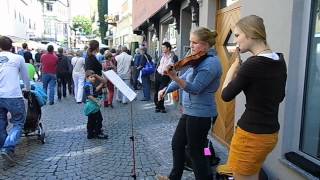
[0,98,26,152]
[141,75,151,100]
[42,73,57,103]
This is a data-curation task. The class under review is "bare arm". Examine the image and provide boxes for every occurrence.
[87,95,99,104]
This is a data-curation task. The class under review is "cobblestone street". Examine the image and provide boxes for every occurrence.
[0,90,227,180]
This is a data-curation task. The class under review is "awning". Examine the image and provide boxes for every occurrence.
[12,40,46,49]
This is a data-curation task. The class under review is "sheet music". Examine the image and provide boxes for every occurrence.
[103,70,137,101]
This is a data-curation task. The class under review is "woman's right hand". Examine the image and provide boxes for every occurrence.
[158,87,167,101]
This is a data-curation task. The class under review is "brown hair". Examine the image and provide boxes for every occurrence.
[75,50,83,57]
[87,40,99,57]
[236,15,267,44]
[85,70,95,78]
[191,27,218,47]
[0,36,13,51]
[104,52,113,60]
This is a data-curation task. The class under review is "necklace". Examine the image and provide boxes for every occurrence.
[254,48,271,56]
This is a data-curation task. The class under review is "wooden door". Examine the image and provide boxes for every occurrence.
[213,2,241,146]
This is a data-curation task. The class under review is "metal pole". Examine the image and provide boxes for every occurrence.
[130,102,137,179]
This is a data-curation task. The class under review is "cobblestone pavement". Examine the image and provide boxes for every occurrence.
[0,90,227,180]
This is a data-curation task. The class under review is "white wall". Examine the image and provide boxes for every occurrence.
[239,0,312,179]
[0,0,44,41]
[199,0,216,29]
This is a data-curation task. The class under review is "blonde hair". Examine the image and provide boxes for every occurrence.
[191,27,218,47]
[236,15,267,44]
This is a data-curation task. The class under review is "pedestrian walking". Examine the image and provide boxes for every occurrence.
[157,27,222,180]
[19,43,33,64]
[66,50,74,96]
[132,48,142,90]
[102,51,116,107]
[115,46,132,104]
[0,36,31,164]
[41,45,58,105]
[138,47,153,101]
[56,48,70,100]
[71,50,85,104]
[221,15,287,180]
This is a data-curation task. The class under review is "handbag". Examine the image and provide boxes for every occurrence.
[141,55,155,76]
[84,99,100,116]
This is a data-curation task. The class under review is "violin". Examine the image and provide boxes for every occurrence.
[165,51,208,73]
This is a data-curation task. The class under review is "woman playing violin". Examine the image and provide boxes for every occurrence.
[157,27,222,180]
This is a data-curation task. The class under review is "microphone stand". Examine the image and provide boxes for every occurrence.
[130,101,137,179]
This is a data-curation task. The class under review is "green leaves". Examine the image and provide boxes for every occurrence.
[71,16,92,35]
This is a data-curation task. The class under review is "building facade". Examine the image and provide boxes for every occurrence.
[43,0,71,47]
[133,0,320,179]
[0,0,44,42]
[108,0,142,53]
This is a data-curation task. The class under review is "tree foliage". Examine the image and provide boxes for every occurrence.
[98,0,108,44]
[71,16,92,35]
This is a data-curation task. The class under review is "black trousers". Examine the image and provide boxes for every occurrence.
[153,72,170,110]
[87,110,103,137]
[66,72,73,95]
[57,73,68,99]
[169,114,216,180]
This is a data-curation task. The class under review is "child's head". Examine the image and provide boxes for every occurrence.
[85,70,96,82]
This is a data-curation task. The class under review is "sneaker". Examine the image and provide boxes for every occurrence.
[49,102,54,105]
[96,134,108,139]
[155,108,160,113]
[1,149,16,164]
[156,175,169,180]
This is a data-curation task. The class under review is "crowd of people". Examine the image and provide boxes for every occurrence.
[0,14,287,180]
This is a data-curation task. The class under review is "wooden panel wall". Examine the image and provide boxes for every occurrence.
[213,2,241,146]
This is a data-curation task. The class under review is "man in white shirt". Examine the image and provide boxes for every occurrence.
[0,36,30,164]
[154,42,178,113]
[115,46,132,104]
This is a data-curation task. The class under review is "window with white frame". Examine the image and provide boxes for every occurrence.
[300,0,320,161]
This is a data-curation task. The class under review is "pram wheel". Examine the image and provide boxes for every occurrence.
[37,123,45,144]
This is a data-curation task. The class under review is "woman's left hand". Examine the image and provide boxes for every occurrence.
[164,65,178,79]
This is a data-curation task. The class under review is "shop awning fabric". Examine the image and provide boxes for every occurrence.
[13,40,46,49]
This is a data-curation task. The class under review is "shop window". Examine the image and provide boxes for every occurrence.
[300,0,320,161]
[47,3,53,11]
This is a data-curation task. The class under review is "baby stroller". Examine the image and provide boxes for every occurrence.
[22,89,46,144]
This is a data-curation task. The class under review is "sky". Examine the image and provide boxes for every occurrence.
[108,0,125,14]
[70,0,91,17]
[70,0,125,17]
